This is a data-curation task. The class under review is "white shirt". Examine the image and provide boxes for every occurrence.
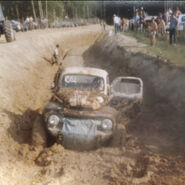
[114,16,120,24]
[169,9,173,15]
[54,48,59,56]
[25,17,30,23]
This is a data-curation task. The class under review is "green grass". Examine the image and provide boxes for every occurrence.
[125,31,185,67]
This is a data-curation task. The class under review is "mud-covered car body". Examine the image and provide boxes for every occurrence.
[43,67,143,149]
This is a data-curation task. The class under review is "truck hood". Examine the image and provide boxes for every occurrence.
[55,89,107,110]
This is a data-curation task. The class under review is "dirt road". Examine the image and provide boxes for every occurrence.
[0,25,184,185]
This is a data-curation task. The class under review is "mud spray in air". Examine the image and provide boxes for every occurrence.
[0,26,184,184]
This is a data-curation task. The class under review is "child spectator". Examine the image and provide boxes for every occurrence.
[149,17,158,46]
[158,17,166,36]
[174,8,181,18]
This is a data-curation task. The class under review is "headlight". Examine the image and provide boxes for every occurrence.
[97,96,104,103]
[101,119,112,130]
[48,115,60,126]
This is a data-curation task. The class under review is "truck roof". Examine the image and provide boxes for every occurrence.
[62,66,108,79]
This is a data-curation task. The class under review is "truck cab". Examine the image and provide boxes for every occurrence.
[32,67,143,150]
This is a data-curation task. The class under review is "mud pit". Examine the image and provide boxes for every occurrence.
[83,34,185,184]
[0,27,185,184]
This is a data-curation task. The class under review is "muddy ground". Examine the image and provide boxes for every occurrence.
[84,34,185,185]
[0,25,185,185]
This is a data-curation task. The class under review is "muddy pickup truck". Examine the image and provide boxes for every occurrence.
[32,67,143,150]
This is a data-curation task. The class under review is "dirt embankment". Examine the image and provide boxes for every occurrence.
[84,34,185,110]
[0,25,103,184]
[83,34,185,184]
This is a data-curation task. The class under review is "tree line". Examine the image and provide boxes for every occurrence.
[1,1,102,22]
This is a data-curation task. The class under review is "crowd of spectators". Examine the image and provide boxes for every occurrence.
[11,16,48,32]
[113,7,184,46]
[23,16,39,31]
[129,7,183,45]
[113,14,129,34]
[11,16,99,33]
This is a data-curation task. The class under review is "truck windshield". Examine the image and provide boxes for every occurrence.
[61,74,104,91]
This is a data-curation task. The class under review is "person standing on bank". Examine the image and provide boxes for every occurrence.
[51,44,60,65]
[149,17,158,46]
[169,14,178,45]
[113,14,120,34]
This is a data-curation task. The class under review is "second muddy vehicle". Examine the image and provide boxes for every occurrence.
[0,4,15,42]
[32,67,143,150]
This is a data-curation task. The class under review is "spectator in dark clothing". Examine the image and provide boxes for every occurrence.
[169,14,178,44]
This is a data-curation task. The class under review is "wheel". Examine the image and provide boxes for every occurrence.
[4,20,15,42]
[111,124,126,148]
[32,115,47,147]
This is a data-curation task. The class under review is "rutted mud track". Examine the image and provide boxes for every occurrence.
[0,27,185,184]
[84,34,185,184]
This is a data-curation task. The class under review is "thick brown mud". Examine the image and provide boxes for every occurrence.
[83,34,185,184]
[0,27,185,184]
[0,26,105,184]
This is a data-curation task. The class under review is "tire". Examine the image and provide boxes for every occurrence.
[32,115,47,147]
[4,20,15,42]
[111,124,126,148]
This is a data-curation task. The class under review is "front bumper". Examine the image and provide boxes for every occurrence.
[45,115,113,150]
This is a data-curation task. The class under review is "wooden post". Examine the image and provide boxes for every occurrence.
[45,0,48,27]
[38,0,44,19]
[15,4,20,20]
[31,0,37,23]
